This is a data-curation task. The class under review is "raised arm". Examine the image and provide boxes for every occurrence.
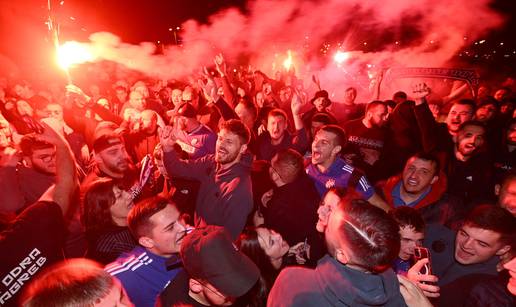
[37,120,77,214]
[412,83,440,152]
[290,91,309,154]
[214,53,237,107]
[159,125,211,180]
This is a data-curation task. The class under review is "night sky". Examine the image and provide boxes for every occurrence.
[1,0,515,77]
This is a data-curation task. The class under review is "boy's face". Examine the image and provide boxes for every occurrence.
[398,226,424,261]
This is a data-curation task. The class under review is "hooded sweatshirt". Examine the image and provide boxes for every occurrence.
[380,171,463,226]
[382,171,447,211]
[163,150,253,240]
[267,255,407,307]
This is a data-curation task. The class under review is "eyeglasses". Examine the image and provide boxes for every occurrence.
[34,153,56,163]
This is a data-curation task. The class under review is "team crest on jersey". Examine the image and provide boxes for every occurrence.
[325,179,336,189]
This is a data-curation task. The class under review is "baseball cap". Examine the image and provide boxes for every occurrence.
[93,133,124,153]
[177,102,197,118]
[180,225,260,298]
[93,121,119,140]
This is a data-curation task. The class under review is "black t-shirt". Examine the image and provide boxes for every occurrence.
[160,269,208,307]
[0,201,66,306]
[344,118,387,166]
[333,103,365,124]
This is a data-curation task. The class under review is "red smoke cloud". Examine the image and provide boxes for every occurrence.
[72,0,506,99]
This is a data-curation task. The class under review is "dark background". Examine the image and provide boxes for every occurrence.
[1,0,515,78]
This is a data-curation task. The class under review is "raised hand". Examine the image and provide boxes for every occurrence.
[288,241,310,264]
[65,84,90,101]
[214,53,227,77]
[412,83,431,100]
[290,90,304,116]
[34,119,67,146]
[198,74,219,103]
[312,74,321,90]
[406,258,440,298]
[158,126,177,152]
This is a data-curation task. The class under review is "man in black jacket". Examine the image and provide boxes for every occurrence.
[257,149,320,247]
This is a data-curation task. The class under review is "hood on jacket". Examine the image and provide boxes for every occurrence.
[382,170,447,210]
[315,255,405,306]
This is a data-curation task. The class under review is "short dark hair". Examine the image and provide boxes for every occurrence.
[454,99,477,113]
[272,149,304,183]
[457,120,486,134]
[327,187,349,198]
[393,91,407,100]
[384,99,396,109]
[409,152,441,176]
[463,205,516,247]
[22,259,114,307]
[219,119,251,145]
[345,87,357,95]
[365,100,387,113]
[500,169,516,192]
[477,96,498,108]
[311,113,333,125]
[19,135,54,156]
[319,124,347,149]
[390,206,426,233]
[267,108,288,121]
[128,196,175,239]
[337,196,400,273]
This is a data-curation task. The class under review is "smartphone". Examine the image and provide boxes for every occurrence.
[413,246,432,275]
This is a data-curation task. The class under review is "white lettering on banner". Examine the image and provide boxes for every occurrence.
[0,248,47,305]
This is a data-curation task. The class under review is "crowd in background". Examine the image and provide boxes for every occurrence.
[1,55,516,307]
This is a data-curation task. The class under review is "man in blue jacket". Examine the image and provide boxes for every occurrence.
[159,119,252,240]
[106,196,186,307]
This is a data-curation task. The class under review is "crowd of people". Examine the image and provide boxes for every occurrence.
[0,53,515,307]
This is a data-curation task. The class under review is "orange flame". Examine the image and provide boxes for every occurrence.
[283,50,293,71]
[56,41,94,70]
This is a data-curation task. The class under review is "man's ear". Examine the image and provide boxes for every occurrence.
[239,143,248,155]
[331,145,342,157]
[22,156,32,168]
[189,279,203,294]
[138,236,154,249]
[335,248,350,265]
[494,183,501,196]
[496,245,511,257]
[430,175,439,185]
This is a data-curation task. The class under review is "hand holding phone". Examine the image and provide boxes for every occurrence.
[407,250,440,298]
[413,247,432,275]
